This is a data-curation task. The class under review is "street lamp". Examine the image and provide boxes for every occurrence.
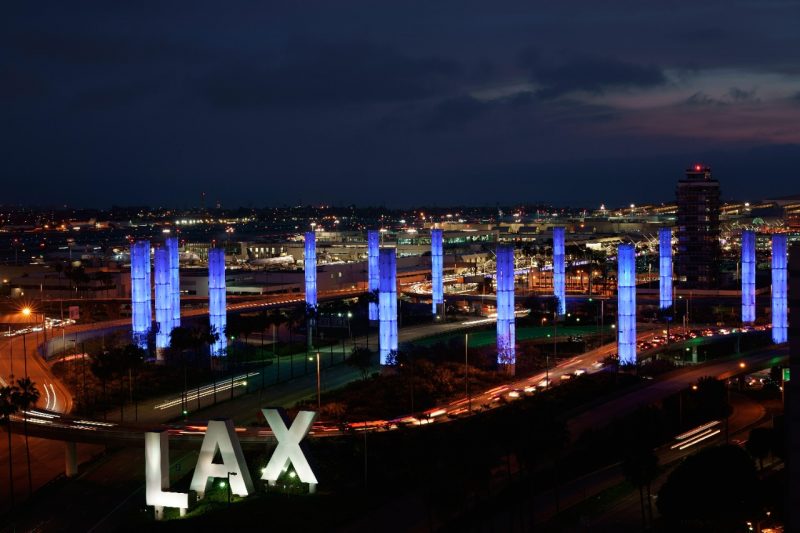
[465,333,471,412]
[227,471,237,506]
[310,352,321,411]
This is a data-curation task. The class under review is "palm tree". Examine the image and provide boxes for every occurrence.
[305,302,318,352]
[14,376,41,496]
[269,310,286,383]
[90,350,115,418]
[1,384,20,508]
[623,447,658,530]
[657,304,675,344]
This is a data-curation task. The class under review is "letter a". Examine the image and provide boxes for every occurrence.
[190,419,254,498]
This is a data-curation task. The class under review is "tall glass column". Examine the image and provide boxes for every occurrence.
[367,230,379,321]
[772,234,788,343]
[431,229,443,314]
[304,232,317,309]
[553,227,566,315]
[131,240,151,349]
[742,230,756,324]
[166,237,181,328]
[659,228,673,309]
[496,245,516,373]
[617,243,637,365]
[379,248,397,365]
[154,248,172,352]
[208,248,227,356]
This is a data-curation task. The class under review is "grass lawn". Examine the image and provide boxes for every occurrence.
[414,324,613,348]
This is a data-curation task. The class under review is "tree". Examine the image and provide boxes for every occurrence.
[657,304,674,343]
[13,376,41,496]
[113,344,145,421]
[658,445,759,529]
[694,376,732,423]
[0,384,19,508]
[347,347,373,380]
[745,427,772,470]
[90,350,116,417]
[169,324,218,409]
[621,406,663,526]
[623,447,659,529]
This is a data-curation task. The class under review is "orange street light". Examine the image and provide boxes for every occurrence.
[21,307,32,317]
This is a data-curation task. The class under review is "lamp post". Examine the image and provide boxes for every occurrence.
[542,317,549,386]
[315,352,321,412]
[21,331,28,378]
[465,333,470,412]
[347,312,353,343]
[227,471,237,506]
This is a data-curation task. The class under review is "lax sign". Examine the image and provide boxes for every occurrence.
[145,409,317,518]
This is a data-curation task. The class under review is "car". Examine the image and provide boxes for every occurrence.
[507,390,522,400]
[560,374,572,381]
[537,378,551,388]
[573,368,587,376]
[523,386,536,395]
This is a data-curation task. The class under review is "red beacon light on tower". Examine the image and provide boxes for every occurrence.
[694,164,702,171]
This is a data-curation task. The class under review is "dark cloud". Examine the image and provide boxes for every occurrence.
[203,42,461,109]
[1,1,799,207]
[0,63,48,100]
[519,49,667,98]
[4,31,203,66]
[684,87,760,107]
[423,95,489,131]
[71,82,156,110]
[684,91,721,106]
[728,87,759,102]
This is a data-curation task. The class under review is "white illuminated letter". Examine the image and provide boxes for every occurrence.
[261,409,317,486]
[189,419,254,498]
[145,431,191,518]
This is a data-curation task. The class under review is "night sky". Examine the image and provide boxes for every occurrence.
[3,1,800,208]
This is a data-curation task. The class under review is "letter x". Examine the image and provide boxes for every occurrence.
[261,409,317,485]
